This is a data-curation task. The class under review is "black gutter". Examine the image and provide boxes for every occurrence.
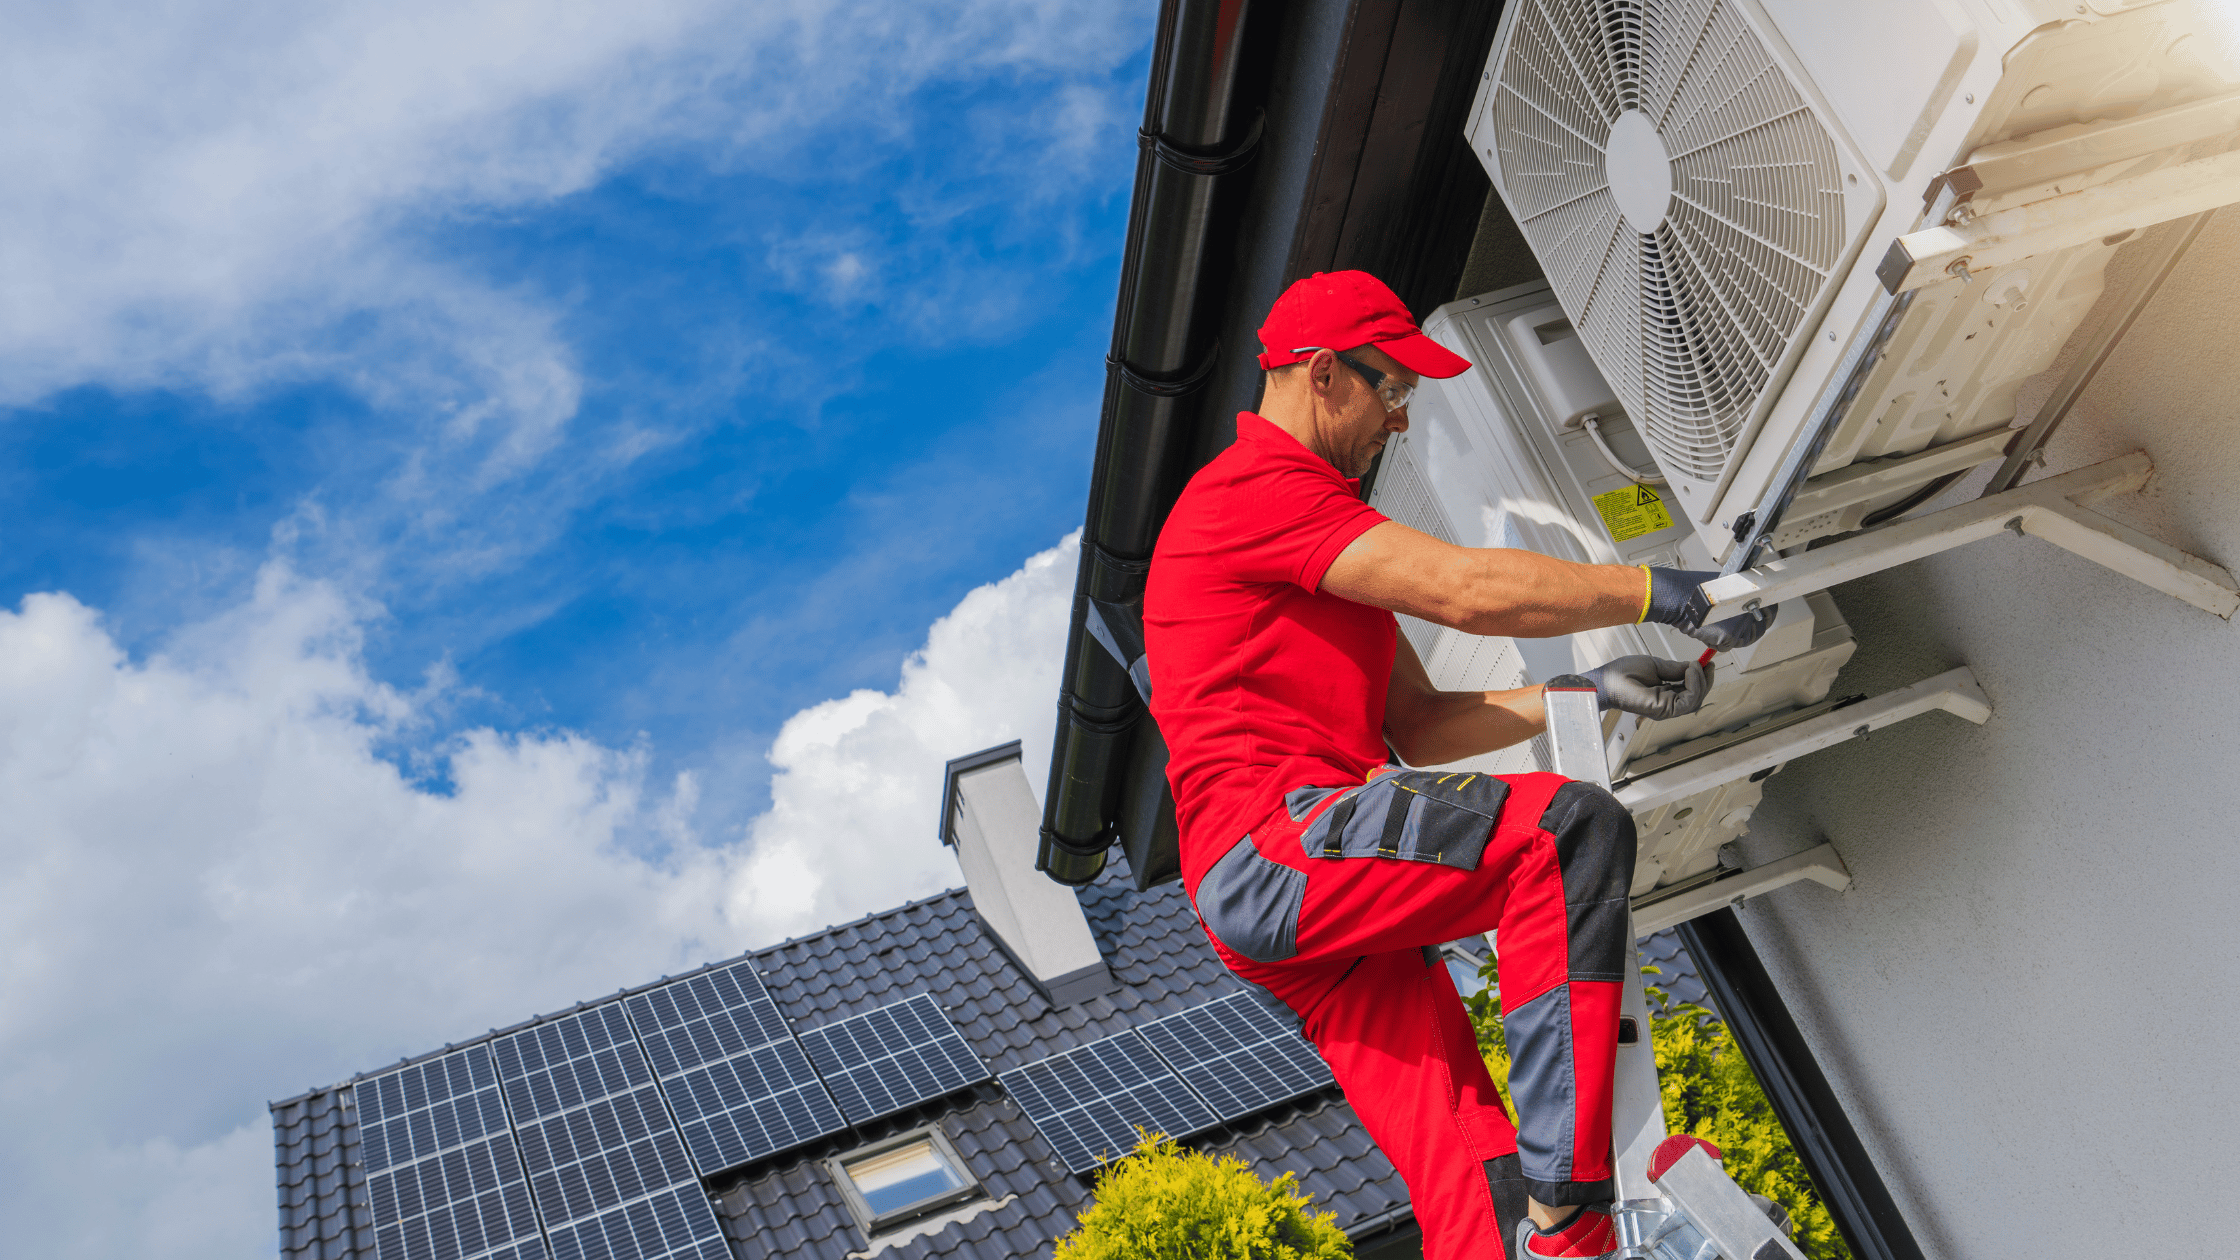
[1677,909,1928,1260]
[1037,0,1269,885]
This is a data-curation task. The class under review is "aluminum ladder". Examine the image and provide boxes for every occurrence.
[1541,676,1810,1260]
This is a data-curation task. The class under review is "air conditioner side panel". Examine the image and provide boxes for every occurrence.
[1754,0,1979,181]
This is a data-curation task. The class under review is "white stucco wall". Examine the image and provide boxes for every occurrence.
[1731,208,2240,1258]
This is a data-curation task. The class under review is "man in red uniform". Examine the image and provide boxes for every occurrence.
[1143,272,1766,1260]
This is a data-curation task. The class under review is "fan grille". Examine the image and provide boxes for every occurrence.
[1489,0,1848,481]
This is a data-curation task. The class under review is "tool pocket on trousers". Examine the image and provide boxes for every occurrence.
[1296,769,1511,871]
[1195,835,1308,963]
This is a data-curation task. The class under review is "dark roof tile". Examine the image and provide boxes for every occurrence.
[1638,928,1712,1012]
[269,1087,369,1260]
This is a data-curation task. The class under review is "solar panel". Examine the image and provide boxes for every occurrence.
[796,992,990,1123]
[357,1044,546,1260]
[492,1005,728,1260]
[622,961,847,1175]
[1137,992,1335,1122]
[998,1032,1218,1173]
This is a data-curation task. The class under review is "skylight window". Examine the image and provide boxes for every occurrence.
[830,1127,983,1236]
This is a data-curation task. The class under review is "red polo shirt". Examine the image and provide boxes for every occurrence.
[1144,413,1398,888]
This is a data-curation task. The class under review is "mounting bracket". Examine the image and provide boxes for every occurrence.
[1613,666,1989,935]
[1631,844,1851,939]
[1616,667,1992,814]
[1880,145,2240,291]
[1699,452,2240,620]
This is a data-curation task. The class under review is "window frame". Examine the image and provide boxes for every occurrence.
[826,1124,985,1238]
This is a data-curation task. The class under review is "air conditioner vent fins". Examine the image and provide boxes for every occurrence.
[1488,0,1851,481]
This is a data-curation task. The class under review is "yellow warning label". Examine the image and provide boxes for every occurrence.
[1591,483,1675,542]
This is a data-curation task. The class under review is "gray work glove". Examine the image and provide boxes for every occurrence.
[1643,567,1774,652]
[1580,655,1710,721]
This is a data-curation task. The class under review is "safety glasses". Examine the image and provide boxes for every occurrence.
[1289,347,1417,412]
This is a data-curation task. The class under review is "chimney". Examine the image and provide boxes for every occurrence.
[940,742,1115,1006]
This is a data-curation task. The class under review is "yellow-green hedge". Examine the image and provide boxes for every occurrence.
[1053,1131,1354,1260]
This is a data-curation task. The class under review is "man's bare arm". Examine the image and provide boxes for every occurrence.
[1382,633,1547,768]
[1324,520,1646,638]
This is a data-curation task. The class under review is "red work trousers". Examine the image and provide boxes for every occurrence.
[1185,770,1637,1260]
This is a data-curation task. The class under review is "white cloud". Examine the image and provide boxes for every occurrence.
[0,0,1143,589]
[726,531,1074,934]
[0,532,1078,1258]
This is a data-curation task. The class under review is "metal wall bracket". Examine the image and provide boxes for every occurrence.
[1700,452,2240,620]
[1880,145,2240,292]
[1616,666,1990,935]
[1631,843,1852,938]
[1616,667,1993,814]
[1942,88,2240,206]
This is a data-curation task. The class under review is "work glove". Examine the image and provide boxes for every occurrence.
[1642,567,1774,652]
[1579,655,1710,721]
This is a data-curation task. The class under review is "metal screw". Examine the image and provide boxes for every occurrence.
[1827,331,1836,341]
[1947,258,1974,283]
[1964,92,1975,104]
[1741,598,1762,613]
[1947,202,1976,226]
[2005,515,2026,536]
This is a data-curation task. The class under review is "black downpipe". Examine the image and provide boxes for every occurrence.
[1038,0,1263,884]
[1676,909,1928,1260]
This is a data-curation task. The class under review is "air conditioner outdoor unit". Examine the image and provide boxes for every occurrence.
[1468,0,2240,560]
[1369,281,1859,900]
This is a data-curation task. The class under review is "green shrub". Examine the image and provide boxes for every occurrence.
[1462,959,1853,1260]
[1054,1130,1354,1260]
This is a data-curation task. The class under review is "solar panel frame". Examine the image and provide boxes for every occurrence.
[998,1032,1219,1174]
[1137,991,1336,1123]
[622,961,848,1175]
[357,1044,547,1260]
[492,1005,728,1260]
[796,992,990,1124]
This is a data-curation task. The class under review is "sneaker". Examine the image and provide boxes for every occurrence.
[1516,1203,1616,1259]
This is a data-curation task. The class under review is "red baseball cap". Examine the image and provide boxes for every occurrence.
[1256,270,1472,378]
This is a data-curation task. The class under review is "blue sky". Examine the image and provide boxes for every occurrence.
[0,3,1149,1256]
[0,15,1138,817]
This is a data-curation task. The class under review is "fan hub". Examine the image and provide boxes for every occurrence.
[1604,110,1673,234]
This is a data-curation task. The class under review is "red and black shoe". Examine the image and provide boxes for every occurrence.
[1516,1203,1617,1259]
[1518,1136,1730,1258]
